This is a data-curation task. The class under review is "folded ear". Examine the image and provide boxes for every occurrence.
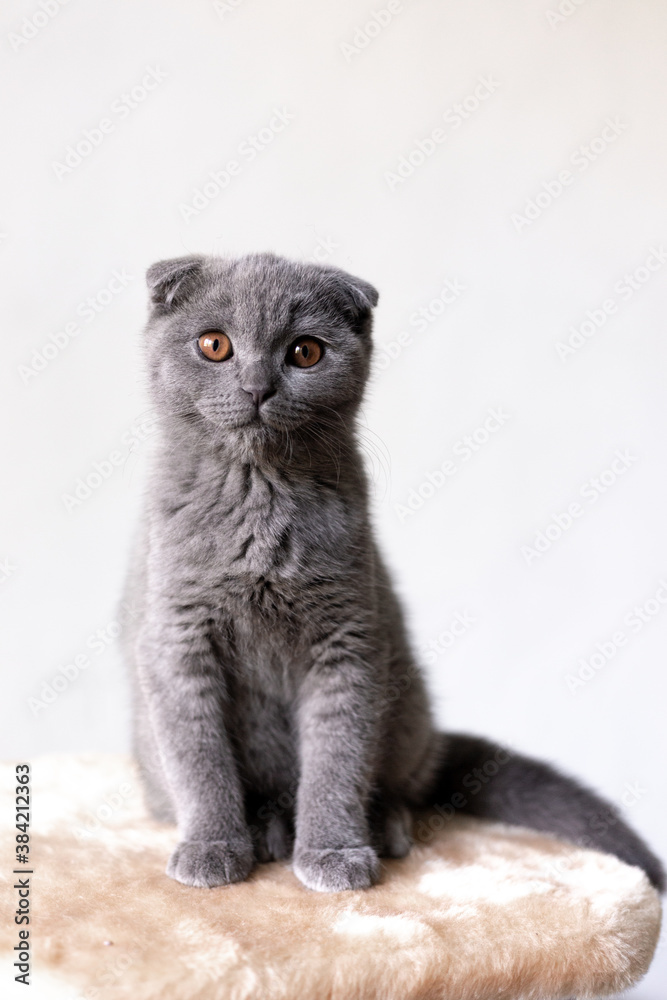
[320,265,379,334]
[146,255,206,309]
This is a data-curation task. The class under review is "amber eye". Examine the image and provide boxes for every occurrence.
[287,337,323,368]
[198,331,233,362]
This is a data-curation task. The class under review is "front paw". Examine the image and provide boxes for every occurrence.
[167,840,254,888]
[293,846,380,892]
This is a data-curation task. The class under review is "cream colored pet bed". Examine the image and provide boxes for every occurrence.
[0,755,661,999]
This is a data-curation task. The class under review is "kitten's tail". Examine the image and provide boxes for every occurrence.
[424,732,664,891]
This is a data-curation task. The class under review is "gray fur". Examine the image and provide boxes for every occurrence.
[124,252,664,893]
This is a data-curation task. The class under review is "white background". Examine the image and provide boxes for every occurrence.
[2,0,666,995]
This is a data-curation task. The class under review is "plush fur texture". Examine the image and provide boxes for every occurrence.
[125,252,664,896]
[0,755,661,1000]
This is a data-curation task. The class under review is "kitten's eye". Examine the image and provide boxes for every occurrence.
[287,337,323,368]
[198,331,233,362]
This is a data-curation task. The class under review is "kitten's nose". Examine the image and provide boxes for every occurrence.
[242,384,275,409]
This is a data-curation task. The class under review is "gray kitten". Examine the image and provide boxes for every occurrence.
[124,252,663,893]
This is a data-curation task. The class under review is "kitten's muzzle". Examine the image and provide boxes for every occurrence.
[242,383,276,410]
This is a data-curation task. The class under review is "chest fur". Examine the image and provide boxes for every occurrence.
[153,457,359,615]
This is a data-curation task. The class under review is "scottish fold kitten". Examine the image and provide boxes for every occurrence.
[124,253,663,893]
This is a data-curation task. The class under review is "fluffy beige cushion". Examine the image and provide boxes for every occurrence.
[0,754,660,999]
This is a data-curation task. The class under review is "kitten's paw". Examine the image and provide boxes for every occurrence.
[293,846,380,892]
[166,840,254,888]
